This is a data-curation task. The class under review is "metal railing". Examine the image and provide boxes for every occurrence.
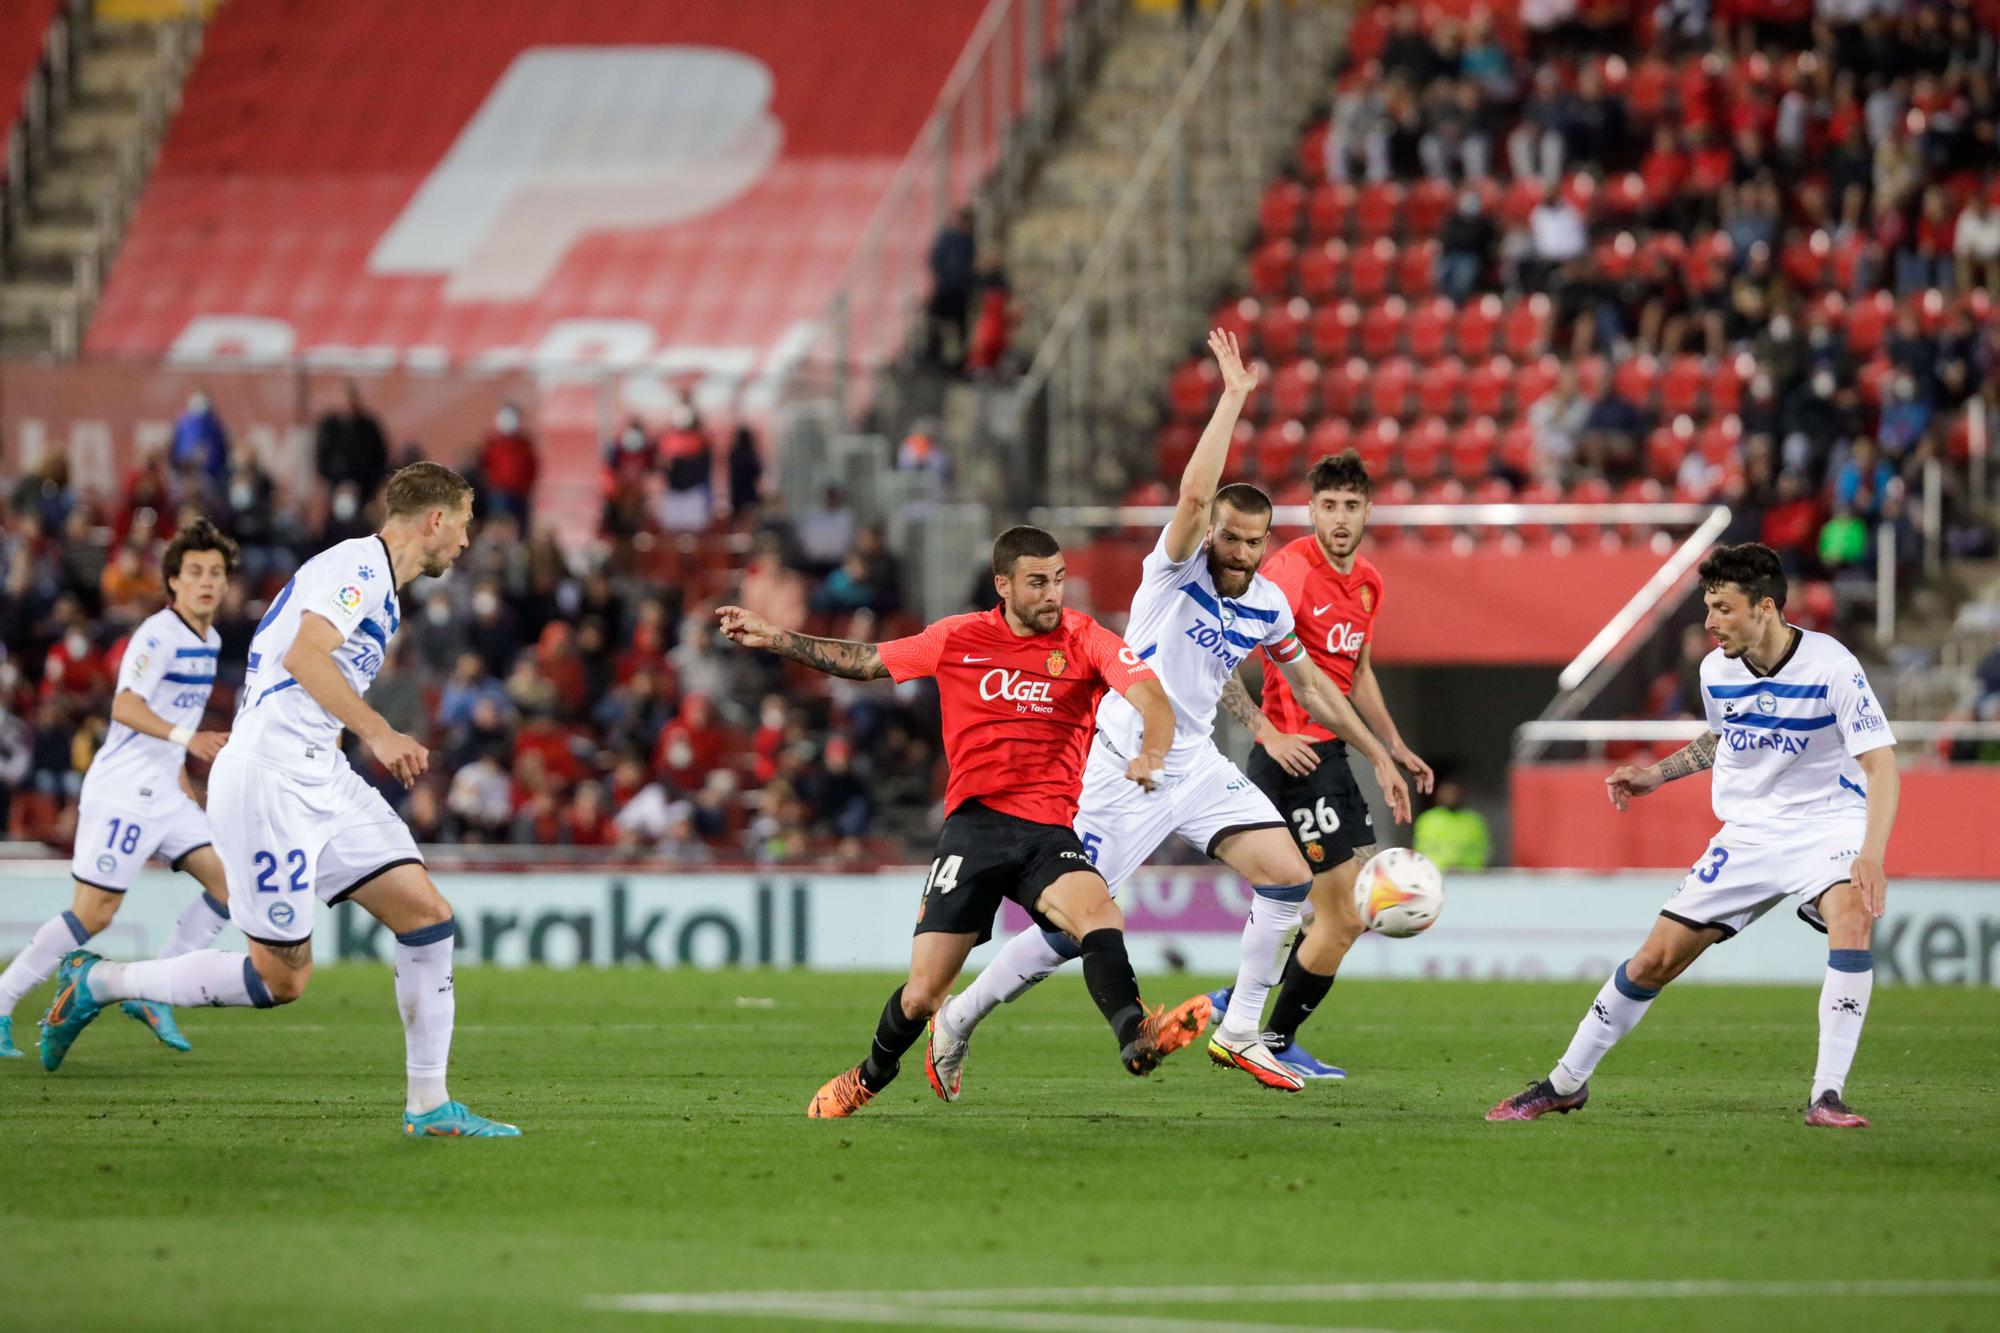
[1013,0,1338,499]
[782,0,1119,422]
[1026,499,1726,533]
[1514,718,2000,759]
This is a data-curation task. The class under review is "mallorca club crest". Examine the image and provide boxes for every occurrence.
[1358,585,1375,614]
[1046,649,1067,677]
[1306,841,1325,864]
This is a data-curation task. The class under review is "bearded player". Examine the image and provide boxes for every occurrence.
[1209,449,1434,1078]
[1488,544,1897,1128]
[924,332,1412,1096]
[718,525,1210,1120]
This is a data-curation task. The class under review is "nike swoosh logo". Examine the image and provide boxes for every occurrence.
[962,655,990,663]
[1311,603,1335,616]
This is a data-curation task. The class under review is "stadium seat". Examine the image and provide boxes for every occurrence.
[1157,423,1199,474]
[1359,297,1407,361]
[1310,300,1360,360]
[1250,239,1297,300]
[1844,291,1894,359]
[1696,415,1741,466]
[1455,296,1501,361]
[1298,240,1346,303]
[1449,416,1498,481]
[1349,239,1395,303]
[1397,240,1438,298]
[1416,355,1463,418]
[1168,359,1217,424]
[1321,357,1368,417]
[1710,354,1746,416]
[1307,416,1353,461]
[1257,298,1309,361]
[1356,417,1400,476]
[1404,179,1453,237]
[1255,419,1307,479]
[1513,355,1558,412]
[1647,418,1693,482]
[1403,418,1448,482]
[1213,297,1258,347]
[1407,297,1454,363]
[1368,356,1416,420]
[1497,423,1536,476]
[1463,356,1512,418]
[1269,358,1321,420]
[1573,354,1610,401]
[1501,295,1552,361]
[1658,355,1706,417]
[1296,121,1329,184]
[1259,179,1305,240]
[1354,181,1403,240]
[1614,354,1658,410]
[1308,182,1356,241]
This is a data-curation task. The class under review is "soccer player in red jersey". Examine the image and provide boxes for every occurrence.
[717,525,1212,1118]
[1212,449,1434,1075]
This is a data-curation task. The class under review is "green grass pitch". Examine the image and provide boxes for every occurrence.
[2,968,1996,1331]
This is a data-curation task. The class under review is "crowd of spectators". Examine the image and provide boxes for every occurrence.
[0,386,949,863]
[1300,0,2000,591]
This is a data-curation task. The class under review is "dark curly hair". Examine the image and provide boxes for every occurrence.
[1698,542,1786,610]
[1306,449,1373,499]
[161,517,240,589]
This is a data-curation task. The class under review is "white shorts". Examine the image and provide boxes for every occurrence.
[1073,735,1288,889]
[208,748,424,945]
[70,790,213,892]
[1661,821,1866,939]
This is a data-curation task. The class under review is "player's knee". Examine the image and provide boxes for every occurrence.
[899,980,949,1020]
[254,959,312,1005]
[1623,950,1675,992]
[70,895,120,935]
[1076,896,1125,936]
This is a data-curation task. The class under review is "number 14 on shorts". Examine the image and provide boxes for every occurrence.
[925,855,964,895]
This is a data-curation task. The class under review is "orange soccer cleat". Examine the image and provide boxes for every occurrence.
[1121,993,1214,1075]
[807,1065,875,1119]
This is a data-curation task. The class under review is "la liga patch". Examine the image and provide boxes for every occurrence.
[332,584,365,614]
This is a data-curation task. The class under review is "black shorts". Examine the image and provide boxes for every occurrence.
[1246,738,1376,872]
[913,800,1105,945]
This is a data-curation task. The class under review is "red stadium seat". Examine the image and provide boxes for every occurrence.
[1407,297,1454,363]
[1597,232,1639,281]
[1473,476,1516,505]
[1260,179,1305,240]
[1501,178,1544,227]
[1710,354,1747,416]
[1627,57,1673,120]
[1455,295,1501,361]
[1298,240,1346,302]
[1497,422,1536,476]
[1696,415,1741,466]
[1354,181,1403,240]
[1515,479,1563,540]
[1659,355,1706,417]
[1256,419,1307,479]
[1297,121,1329,184]
[1613,354,1658,409]
[1396,240,1438,297]
[1309,300,1360,360]
[1449,416,1497,481]
[1573,354,1610,401]
[1513,355,1559,412]
[1168,358,1218,423]
[1844,291,1894,359]
[1502,294,1552,360]
[1567,477,1613,540]
[1416,356,1464,417]
[1463,355,1512,418]
[1308,182,1356,240]
[1368,356,1416,420]
[1212,297,1257,348]
[1321,357,1369,417]
[1647,418,1694,482]
[1268,358,1321,420]
[1157,423,1199,474]
[1857,356,1894,407]
[1359,297,1407,361]
[1257,298,1309,361]
[1404,179,1453,238]
[1356,417,1400,476]
[1403,418,1448,482]
[1307,416,1354,461]
[1250,239,1297,300]
[1349,239,1395,303]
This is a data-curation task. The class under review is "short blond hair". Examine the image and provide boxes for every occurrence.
[384,461,472,517]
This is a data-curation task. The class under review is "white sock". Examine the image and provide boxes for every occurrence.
[157,891,230,961]
[91,950,273,1008]
[1812,949,1873,1101]
[395,920,457,1114]
[1219,883,1309,1041]
[939,926,1074,1040]
[1550,961,1659,1094]
[0,910,93,1012]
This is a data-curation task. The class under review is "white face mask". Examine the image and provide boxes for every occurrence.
[230,481,255,509]
[497,408,521,434]
[333,492,359,521]
[473,591,499,617]
[189,393,210,415]
[426,600,451,626]
[66,632,89,658]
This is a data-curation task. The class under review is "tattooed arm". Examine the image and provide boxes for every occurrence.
[1220,665,1319,777]
[1605,731,1717,812]
[715,606,888,680]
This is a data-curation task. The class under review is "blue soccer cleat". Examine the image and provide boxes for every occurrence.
[403,1101,522,1138]
[0,1014,23,1059]
[39,950,105,1071]
[122,1000,192,1053]
[1270,1037,1346,1080]
[1205,986,1234,1026]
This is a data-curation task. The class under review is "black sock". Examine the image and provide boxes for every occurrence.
[859,984,927,1092]
[1265,939,1335,1049]
[1079,928,1145,1047]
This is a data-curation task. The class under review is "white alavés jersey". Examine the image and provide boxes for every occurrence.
[234,535,401,781]
[1699,626,1893,842]
[1095,526,1306,777]
[82,607,220,804]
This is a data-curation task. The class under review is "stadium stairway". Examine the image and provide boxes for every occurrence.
[0,6,202,356]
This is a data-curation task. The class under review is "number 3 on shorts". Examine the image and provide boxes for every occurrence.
[1694,846,1729,884]
[925,855,964,895]
[1290,797,1340,842]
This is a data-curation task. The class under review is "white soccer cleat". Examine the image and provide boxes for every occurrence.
[924,1017,969,1102]
[1206,1030,1306,1092]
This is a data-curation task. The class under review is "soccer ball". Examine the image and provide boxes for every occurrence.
[1354,847,1443,938]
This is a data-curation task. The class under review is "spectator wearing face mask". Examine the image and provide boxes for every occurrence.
[478,402,538,530]
[656,395,713,532]
[313,379,390,501]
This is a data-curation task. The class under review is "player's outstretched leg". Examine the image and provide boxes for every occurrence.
[1487,916,1714,1122]
[815,932,977,1118]
[62,944,285,1071]
[1806,885,1875,1128]
[927,926,1077,1102]
[1036,872,1209,1075]
[1262,852,1370,1078]
[1208,877,1312,1092]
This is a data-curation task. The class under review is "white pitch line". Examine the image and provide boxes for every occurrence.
[586,1293,1406,1332]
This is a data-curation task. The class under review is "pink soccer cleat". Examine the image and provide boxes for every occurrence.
[1485,1078,1590,1122]
[1804,1090,1868,1128]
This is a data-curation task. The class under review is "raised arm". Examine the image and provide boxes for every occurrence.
[1605,731,1716,811]
[1163,330,1259,563]
[283,612,426,786]
[1350,643,1432,793]
[1276,654,1411,824]
[716,605,888,680]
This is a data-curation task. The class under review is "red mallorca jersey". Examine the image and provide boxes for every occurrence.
[1257,538,1386,743]
[876,606,1156,826]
